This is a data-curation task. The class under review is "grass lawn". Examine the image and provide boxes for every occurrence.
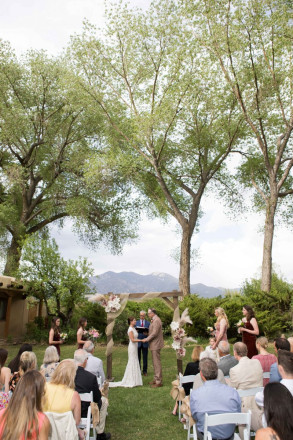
[5,343,189,440]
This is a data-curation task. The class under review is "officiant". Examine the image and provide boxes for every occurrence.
[136,310,150,376]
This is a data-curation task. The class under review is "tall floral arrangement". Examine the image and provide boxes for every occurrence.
[100,293,121,313]
[170,309,196,359]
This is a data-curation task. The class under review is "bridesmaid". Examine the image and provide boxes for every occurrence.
[48,317,63,359]
[76,317,88,348]
[212,307,229,350]
[239,305,259,358]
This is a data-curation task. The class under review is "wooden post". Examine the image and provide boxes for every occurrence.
[4,296,12,338]
[106,335,113,380]
[177,359,183,374]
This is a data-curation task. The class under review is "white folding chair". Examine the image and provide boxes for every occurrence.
[97,376,102,387]
[203,411,251,440]
[237,387,263,398]
[79,392,97,440]
[178,373,196,421]
[263,372,270,379]
[45,411,78,440]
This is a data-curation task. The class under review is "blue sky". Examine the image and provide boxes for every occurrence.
[1,0,292,288]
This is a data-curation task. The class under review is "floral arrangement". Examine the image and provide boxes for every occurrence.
[170,309,196,359]
[207,326,214,334]
[100,293,121,313]
[60,332,68,341]
[88,328,100,342]
[236,318,246,333]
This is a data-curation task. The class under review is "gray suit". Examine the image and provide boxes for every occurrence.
[218,354,238,376]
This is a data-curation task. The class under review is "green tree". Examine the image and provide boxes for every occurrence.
[0,43,136,275]
[18,232,94,325]
[69,0,243,295]
[185,0,293,292]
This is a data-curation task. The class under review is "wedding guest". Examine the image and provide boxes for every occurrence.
[9,351,38,393]
[172,345,204,416]
[287,336,293,352]
[212,307,229,351]
[40,346,60,382]
[255,382,293,439]
[252,337,277,386]
[230,342,263,432]
[193,352,227,389]
[136,310,150,376]
[142,308,164,388]
[43,359,83,439]
[84,341,105,385]
[190,358,241,440]
[7,343,32,373]
[74,349,111,440]
[255,350,293,413]
[217,341,238,376]
[49,317,63,359]
[77,317,88,349]
[205,337,219,362]
[0,349,11,392]
[0,370,50,439]
[238,305,259,358]
[269,337,290,383]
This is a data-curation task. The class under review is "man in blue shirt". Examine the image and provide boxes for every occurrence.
[190,358,241,440]
[269,337,290,382]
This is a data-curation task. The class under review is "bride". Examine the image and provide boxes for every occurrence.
[109,316,143,388]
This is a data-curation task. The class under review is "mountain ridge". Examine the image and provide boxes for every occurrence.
[89,271,239,298]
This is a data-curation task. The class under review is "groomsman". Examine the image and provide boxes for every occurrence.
[136,310,150,376]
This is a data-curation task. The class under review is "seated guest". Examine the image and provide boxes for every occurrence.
[84,341,105,385]
[217,341,238,376]
[0,349,11,392]
[0,370,50,439]
[255,350,293,413]
[255,382,293,440]
[43,359,83,440]
[7,343,33,373]
[193,352,226,390]
[230,342,263,432]
[269,337,290,383]
[74,349,111,440]
[252,337,277,386]
[190,357,241,440]
[204,337,219,362]
[9,351,38,393]
[40,346,60,382]
[287,336,293,352]
[172,345,204,416]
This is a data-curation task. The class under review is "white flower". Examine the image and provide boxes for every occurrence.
[170,321,179,331]
[172,341,181,350]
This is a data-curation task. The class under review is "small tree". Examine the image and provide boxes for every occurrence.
[19,232,94,325]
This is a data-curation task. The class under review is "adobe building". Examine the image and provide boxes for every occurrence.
[0,275,39,341]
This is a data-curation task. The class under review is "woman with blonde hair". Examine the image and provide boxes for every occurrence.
[212,307,229,350]
[9,351,38,393]
[43,359,83,439]
[252,337,277,386]
[40,346,60,382]
[172,345,204,416]
[0,370,50,439]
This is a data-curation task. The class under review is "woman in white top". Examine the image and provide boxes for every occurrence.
[109,317,143,388]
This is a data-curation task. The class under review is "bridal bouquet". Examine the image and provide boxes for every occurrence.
[100,293,121,313]
[170,309,196,359]
[60,332,68,341]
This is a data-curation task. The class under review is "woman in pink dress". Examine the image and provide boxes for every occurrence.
[252,336,277,386]
[212,307,229,350]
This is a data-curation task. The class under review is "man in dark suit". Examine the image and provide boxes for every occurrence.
[217,341,238,376]
[136,310,150,376]
[74,349,111,440]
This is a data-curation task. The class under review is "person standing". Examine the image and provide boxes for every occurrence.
[212,307,229,351]
[238,305,259,358]
[142,308,164,388]
[77,317,88,349]
[49,317,63,359]
[136,310,150,376]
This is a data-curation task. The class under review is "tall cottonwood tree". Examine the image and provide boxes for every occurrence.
[0,44,136,274]
[185,0,293,291]
[69,1,243,295]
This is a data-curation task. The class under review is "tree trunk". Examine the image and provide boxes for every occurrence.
[3,235,23,276]
[261,194,278,292]
[179,226,192,296]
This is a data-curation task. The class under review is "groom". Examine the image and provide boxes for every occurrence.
[142,308,164,388]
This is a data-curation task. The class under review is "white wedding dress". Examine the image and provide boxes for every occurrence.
[109,327,143,388]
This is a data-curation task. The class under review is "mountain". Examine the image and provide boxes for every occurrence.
[89,271,237,298]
